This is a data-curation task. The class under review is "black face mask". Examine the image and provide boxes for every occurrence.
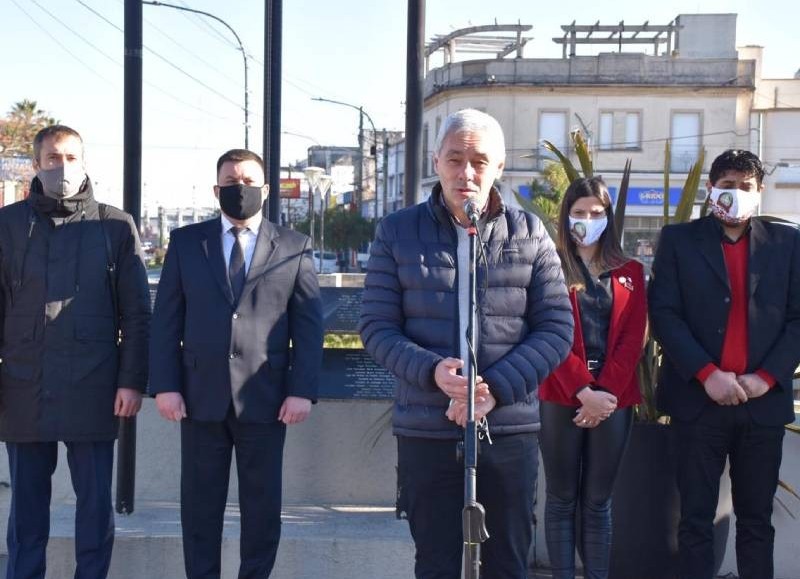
[218,184,264,220]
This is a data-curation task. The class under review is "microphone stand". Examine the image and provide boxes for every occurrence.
[463,210,489,578]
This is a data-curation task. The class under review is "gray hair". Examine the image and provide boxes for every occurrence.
[433,109,506,158]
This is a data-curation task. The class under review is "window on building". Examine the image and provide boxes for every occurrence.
[435,116,442,145]
[599,111,641,150]
[599,112,613,150]
[670,112,702,173]
[539,111,568,167]
[624,113,640,149]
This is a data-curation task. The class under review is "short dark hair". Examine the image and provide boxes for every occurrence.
[216,149,264,177]
[709,149,764,186]
[557,176,628,290]
[33,125,83,163]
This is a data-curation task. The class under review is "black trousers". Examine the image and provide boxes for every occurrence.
[180,407,287,579]
[539,401,633,579]
[5,440,115,579]
[672,403,785,579]
[397,432,539,579]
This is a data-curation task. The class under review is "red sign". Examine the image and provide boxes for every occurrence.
[279,178,301,199]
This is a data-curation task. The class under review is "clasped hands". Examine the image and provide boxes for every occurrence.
[574,387,617,429]
[435,357,496,427]
[703,370,770,406]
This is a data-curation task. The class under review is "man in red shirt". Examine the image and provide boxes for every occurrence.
[649,149,800,579]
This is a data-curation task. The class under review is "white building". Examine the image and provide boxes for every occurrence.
[403,13,799,269]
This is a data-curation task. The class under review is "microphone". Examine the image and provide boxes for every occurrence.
[463,199,481,225]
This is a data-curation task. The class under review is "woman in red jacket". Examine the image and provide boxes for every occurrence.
[539,177,647,579]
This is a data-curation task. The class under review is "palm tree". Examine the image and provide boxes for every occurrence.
[0,100,58,158]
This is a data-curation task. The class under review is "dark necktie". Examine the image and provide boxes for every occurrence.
[228,226,246,301]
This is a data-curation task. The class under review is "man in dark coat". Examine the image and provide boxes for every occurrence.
[149,149,323,579]
[358,109,573,579]
[0,125,151,579]
[649,149,800,579]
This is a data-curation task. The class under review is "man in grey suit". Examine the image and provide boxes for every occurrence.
[149,149,323,579]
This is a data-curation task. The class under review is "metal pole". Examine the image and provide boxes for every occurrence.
[309,184,316,255]
[307,150,315,253]
[320,192,325,273]
[358,108,364,215]
[265,0,283,224]
[119,0,143,517]
[405,0,425,208]
[373,128,379,220]
[142,1,249,148]
[311,97,378,217]
[382,129,389,217]
[463,219,489,577]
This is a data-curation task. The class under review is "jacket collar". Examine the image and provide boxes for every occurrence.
[693,214,771,295]
[200,216,279,305]
[27,175,95,218]
[427,182,505,230]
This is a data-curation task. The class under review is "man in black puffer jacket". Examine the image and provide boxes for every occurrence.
[0,125,151,579]
[359,109,573,579]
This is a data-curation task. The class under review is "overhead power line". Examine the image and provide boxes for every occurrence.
[175,0,238,50]
[75,0,241,87]
[17,0,235,121]
[9,0,115,86]
[68,0,244,114]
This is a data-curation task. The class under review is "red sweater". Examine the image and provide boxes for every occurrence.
[695,233,775,387]
[539,259,647,407]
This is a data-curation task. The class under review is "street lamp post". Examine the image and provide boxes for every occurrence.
[317,175,333,273]
[312,97,379,218]
[304,166,323,264]
[143,1,250,148]
[282,130,321,147]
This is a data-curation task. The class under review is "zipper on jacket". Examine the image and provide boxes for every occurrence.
[12,212,37,306]
[74,208,86,294]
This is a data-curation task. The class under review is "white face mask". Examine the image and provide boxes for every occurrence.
[37,164,86,199]
[709,187,760,225]
[569,215,607,247]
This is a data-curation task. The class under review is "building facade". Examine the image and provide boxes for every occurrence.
[410,13,798,269]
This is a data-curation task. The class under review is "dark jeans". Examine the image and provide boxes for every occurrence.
[181,407,287,579]
[539,401,633,579]
[672,403,784,579]
[5,440,115,579]
[397,432,539,579]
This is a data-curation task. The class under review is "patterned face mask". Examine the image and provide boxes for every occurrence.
[708,187,761,225]
[569,216,607,247]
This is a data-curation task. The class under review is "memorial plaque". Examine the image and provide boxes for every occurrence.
[321,287,364,334]
[149,282,392,400]
[149,283,158,307]
[318,348,395,400]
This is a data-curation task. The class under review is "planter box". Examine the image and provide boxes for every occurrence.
[609,422,731,579]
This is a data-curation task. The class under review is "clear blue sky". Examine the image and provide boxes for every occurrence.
[1,0,798,209]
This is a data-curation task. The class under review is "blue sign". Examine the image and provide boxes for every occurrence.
[608,186,685,206]
[519,183,688,207]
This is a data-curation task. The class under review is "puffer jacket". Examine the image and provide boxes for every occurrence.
[359,185,573,439]
[0,177,151,442]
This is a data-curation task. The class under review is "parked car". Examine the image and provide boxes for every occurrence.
[312,250,338,274]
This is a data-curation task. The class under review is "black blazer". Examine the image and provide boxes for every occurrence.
[648,215,800,426]
[148,217,323,422]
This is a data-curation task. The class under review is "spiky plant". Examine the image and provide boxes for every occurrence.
[528,132,706,423]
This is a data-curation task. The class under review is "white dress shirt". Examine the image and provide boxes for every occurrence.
[221,212,262,274]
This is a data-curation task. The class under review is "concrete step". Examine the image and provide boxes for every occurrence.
[41,502,415,579]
